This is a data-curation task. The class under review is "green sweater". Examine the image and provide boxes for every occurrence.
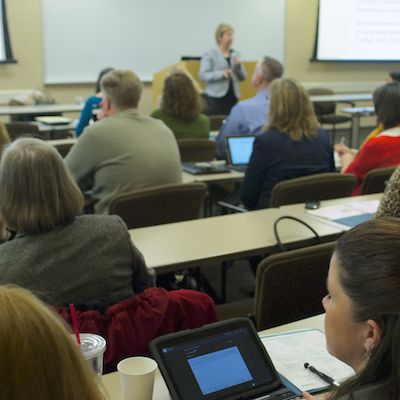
[151,109,210,140]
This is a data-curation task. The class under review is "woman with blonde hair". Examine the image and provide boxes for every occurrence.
[199,23,246,115]
[0,285,105,400]
[240,78,334,209]
[0,138,152,307]
[151,71,209,140]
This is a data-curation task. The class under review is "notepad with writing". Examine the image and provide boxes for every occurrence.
[306,199,379,228]
[261,329,355,394]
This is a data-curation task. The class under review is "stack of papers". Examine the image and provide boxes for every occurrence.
[261,329,354,394]
[306,200,379,227]
[35,116,72,125]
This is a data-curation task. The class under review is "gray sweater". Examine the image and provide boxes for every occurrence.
[0,215,152,307]
[65,109,182,214]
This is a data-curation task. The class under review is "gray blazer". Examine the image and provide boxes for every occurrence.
[199,47,247,98]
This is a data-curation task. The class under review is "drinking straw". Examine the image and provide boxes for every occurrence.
[69,303,81,345]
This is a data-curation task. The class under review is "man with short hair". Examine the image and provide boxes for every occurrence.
[215,56,284,159]
[65,69,182,214]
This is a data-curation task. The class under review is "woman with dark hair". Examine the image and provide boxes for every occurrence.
[151,71,209,140]
[75,67,114,137]
[240,78,334,209]
[304,217,400,400]
[336,82,400,194]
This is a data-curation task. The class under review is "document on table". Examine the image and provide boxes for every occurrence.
[306,199,379,227]
[261,329,354,394]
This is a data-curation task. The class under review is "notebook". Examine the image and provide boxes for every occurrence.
[150,318,301,400]
[35,116,72,125]
[225,135,256,172]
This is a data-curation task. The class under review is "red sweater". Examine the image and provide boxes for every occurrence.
[345,135,400,195]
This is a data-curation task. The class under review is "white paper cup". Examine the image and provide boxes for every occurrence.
[117,356,158,400]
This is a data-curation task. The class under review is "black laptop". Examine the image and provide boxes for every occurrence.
[150,318,301,400]
[225,136,256,172]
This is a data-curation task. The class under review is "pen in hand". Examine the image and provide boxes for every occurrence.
[304,362,340,387]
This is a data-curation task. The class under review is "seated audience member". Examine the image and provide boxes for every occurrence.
[240,78,334,209]
[375,166,400,218]
[336,82,400,195]
[65,69,182,214]
[75,67,114,137]
[303,217,400,400]
[0,138,152,307]
[151,71,210,140]
[0,285,105,400]
[386,71,400,83]
[216,56,284,159]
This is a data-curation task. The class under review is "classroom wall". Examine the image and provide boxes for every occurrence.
[2,0,399,117]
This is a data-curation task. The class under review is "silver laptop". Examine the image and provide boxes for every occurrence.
[225,135,256,172]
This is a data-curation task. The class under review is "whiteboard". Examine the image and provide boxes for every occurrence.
[41,0,286,84]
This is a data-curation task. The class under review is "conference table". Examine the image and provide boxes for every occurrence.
[128,194,380,273]
[0,103,82,116]
[128,204,344,273]
[101,314,327,400]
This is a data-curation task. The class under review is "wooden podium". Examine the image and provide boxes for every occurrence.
[152,60,257,110]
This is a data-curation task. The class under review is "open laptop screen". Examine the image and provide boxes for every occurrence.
[150,318,286,400]
[226,136,256,166]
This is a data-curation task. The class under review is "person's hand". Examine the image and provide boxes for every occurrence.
[302,392,316,400]
[232,56,241,65]
[223,69,233,79]
[334,143,352,156]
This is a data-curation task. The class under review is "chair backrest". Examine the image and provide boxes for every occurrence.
[108,182,207,229]
[177,139,217,162]
[254,242,335,330]
[209,114,227,131]
[53,143,74,158]
[5,122,43,141]
[269,172,357,207]
[361,166,397,195]
[308,87,335,115]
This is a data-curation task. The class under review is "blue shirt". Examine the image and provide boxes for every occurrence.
[75,95,102,136]
[215,89,269,159]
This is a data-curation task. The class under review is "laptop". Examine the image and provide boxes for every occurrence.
[225,136,256,172]
[150,318,301,400]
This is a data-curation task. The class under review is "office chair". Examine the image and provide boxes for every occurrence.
[209,115,227,131]
[177,139,217,162]
[5,122,44,141]
[269,172,357,207]
[108,182,207,229]
[308,88,354,143]
[361,166,397,195]
[253,241,335,330]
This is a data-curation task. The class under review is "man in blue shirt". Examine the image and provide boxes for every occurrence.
[216,56,284,159]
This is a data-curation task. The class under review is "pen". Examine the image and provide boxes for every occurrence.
[304,362,340,387]
[340,136,346,145]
